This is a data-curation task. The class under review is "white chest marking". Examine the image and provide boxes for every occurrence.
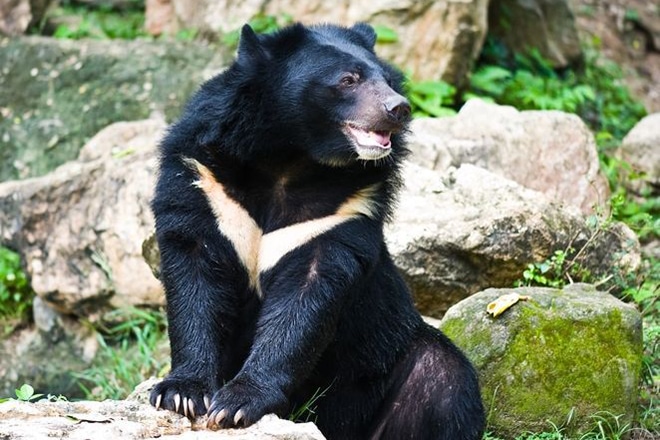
[185,158,379,296]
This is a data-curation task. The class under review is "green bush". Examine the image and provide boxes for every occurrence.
[0,247,34,335]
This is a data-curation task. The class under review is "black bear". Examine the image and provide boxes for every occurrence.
[150,22,485,440]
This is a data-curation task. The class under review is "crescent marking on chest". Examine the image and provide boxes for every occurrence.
[184,158,378,296]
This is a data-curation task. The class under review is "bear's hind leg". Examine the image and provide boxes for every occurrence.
[367,326,484,440]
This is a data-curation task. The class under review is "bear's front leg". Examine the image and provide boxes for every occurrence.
[149,206,250,419]
[207,224,379,429]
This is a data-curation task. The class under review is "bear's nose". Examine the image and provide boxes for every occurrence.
[385,95,411,123]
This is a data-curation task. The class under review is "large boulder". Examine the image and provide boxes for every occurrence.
[0,399,325,440]
[407,99,611,214]
[0,119,165,317]
[440,284,643,438]
[387,163,639,317]
[0,0,54,36]
[488,0,583,67]
[153,0,489,85]
[618,112,660,196]
[0,36,227,181]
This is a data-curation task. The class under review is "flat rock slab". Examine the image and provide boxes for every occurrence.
[0,400,325,440]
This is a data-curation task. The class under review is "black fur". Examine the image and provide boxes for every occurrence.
[150,22,485,440]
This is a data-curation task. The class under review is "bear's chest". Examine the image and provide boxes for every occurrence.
[186,157,378,295]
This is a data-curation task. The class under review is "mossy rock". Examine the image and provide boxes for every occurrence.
[0,36,229,182]
[440,283,642,437]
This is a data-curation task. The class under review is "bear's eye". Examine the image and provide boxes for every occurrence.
[339,74,359,88]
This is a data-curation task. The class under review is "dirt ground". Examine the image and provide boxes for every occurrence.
[569,0,660,113]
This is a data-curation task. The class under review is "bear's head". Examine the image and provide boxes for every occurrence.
[231,23,411,167]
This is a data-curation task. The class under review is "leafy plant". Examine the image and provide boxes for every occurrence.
[73,307,169,400]
[406,80,457,118]
[468,48,596,113]
[518,249,573,289]
[373,24,398,44]
[14,384,43,402]
[0,247,34,335]
[0,383,68,404]
[49,2,148,40]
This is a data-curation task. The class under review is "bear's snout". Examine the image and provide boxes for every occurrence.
[384,94,411,124]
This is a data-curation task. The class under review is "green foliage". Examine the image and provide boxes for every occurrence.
[0,383,68,404]
[14,384,43,402]
[50,3,148,40]
[0,247,34,335]
[73,307,169,400]
[465,37,646,145]
[517,250,573,289]
[406,80,457,118]
[222,14,293,48]
[483,411,636,439]
[468,46,595,113]
[372,25,398,44]
[601,156,659,242]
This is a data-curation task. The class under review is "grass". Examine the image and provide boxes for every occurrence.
[483,411,646,439]
[73,307,169,400]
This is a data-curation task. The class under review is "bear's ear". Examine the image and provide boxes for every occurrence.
[351,22,377,50]
[237,24,269,66]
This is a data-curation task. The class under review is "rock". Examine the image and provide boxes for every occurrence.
[439,284,643,438]
[0,119,165,317]
[159,0,489,86]
[618,112,660,195]
[569,0,660,113]
[0,36,228,182]
[488,0,582,67]
[407,99,611,214]
[386,163,640,317]
[0,399,326,439]
[145,0,178,36]
[623,0,660,53]
[0,297,98,397]
[0,0,53,36]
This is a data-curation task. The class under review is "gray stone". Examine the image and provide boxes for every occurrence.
[618,112,660,195]
[0,0,54,36]
[0,36,228,182]
[386,163,640,317]
[407,99,611,214]
[439,284,643,438]
[0,120,165,317]
[0,399,326,439]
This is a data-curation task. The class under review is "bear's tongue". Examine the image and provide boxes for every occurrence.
[349,126,392,148]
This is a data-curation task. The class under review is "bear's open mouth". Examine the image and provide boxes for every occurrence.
[345,124,392,150]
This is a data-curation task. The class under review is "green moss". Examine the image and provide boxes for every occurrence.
[0,37,228,181]
[483,299,642,436]
[441,287,643,438]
